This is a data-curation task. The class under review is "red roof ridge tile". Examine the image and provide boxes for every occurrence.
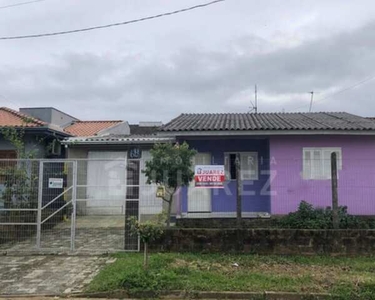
[71,120,123,123]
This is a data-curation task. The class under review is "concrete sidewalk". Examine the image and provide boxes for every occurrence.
[0,255,115,295]
[0,298,121,300]
[0,299,117,300]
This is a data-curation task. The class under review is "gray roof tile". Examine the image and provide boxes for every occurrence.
[161,112,375,132]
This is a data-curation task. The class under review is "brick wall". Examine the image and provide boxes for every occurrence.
[151,228,375,256]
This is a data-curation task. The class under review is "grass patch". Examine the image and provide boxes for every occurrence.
[87,253,375,299]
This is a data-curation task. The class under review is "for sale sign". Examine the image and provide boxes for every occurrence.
[194,165,225,188]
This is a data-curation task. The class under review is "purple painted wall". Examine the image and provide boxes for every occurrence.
[178,137,271,214]
[270,135,375,215]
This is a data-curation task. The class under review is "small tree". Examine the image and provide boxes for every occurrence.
[143,142,196,227]
[129,216,164,269]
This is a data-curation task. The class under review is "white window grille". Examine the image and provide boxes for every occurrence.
[303,147,342,180]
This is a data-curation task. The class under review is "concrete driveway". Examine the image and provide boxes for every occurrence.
[0,255,115,295]
[0,216,129,253]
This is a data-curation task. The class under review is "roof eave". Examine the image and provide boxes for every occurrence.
[62,137,175,145]
[0,126,72,137]
[159,129,375,136]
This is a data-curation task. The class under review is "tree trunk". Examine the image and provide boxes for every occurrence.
[164,187,176,228]
[331,152,339,229]
[166,197,172,228]
[143,242,148,269]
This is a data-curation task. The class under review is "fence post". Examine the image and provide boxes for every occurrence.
[331,152,339,229]
[36,161,43,250]
[235,153,242,228]
[70,161,77,252]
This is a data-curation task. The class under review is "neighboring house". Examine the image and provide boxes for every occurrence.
[0,107,73,158]
[20,107,78,129]
[0,107,74,208]
[160,112,375,218]
[62,121,174,220]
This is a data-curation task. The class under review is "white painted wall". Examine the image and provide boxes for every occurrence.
[139,150,163,216]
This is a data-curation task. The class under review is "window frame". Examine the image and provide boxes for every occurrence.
[302,147,342,180]
[224,151,259,181]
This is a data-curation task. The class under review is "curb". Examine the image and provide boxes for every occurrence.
[72,290,332,300]
[0,290,332,299]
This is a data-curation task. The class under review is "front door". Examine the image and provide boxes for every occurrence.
[188,153,212,212]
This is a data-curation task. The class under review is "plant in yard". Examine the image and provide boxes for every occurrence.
[0,122,63,208]
[0,126,39,212]
[143,142,197,227]
[1,118,61,159]
[278,200,375,229]
[128,216,164,269]
[1,125,35,159]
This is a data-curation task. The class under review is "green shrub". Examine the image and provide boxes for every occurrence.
[278,201,375,229]
[121,268,179,293]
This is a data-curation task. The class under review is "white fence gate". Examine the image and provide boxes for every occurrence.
[0,158,157,253]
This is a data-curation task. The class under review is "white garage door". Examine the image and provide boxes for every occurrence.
[86,151,127,215]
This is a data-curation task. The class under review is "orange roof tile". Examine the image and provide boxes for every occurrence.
[64,120,123,136]
[0,107,46,127]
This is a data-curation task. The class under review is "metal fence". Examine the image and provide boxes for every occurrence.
[0,159,77,252]
[0,160,40,251]
[2,156,375,253]
[0,158,163,253]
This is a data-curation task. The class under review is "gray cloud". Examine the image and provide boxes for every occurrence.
[0,0,374,122]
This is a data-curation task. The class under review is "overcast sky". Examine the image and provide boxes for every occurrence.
[0,0,374,123]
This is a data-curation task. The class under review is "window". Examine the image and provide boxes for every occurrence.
[229,154,237,179]
[224,152,258,180]
[0,150,17,159]
[303,147,342,180]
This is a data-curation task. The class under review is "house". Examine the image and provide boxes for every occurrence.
[0,107,75,209]
[160,112,375,218]
[62,120,174,220]
[0,107,73,158]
